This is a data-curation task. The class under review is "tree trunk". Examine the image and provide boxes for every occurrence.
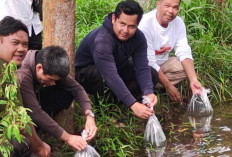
[43,0,76,133]
[43,0,75,76]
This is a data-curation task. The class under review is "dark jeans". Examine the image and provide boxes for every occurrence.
[29,28,42,50]
[75,62,159,104]
[150,66,159,89]
[36,85,74,117]
[10,139,31,157]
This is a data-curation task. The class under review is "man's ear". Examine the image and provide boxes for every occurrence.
[35,63,43,73]
[156,1,160,7]
[112,14,116,24]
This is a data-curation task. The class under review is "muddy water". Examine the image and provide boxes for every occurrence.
[141,105,232,157]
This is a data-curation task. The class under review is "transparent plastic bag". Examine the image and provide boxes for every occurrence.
[144,114,166,147]
[74,130,100,157]
[143,96,166,147]
[187,88,213,117]
[74,145,100,157]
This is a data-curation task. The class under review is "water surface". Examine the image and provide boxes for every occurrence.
[142,105,232,157]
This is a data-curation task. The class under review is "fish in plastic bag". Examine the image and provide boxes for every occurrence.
[187,88,213,117]
[143,96,166,147]
[74,130,100,157]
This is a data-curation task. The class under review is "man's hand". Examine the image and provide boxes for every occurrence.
[32,142,51,157]
[157,69,181,102]
[146,93,158,108]
[190,79,202,94]
[130,102,153,119]
[165,83,181,102]
[66,135,87,151]
[85,112,97,141]
[60,131,87,151]
[20,125,51,157]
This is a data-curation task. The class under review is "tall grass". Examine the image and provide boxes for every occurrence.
[75,0,119,47]
[179,0,232,105]
[71,0,232,156]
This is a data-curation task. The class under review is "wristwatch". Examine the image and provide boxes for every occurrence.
[85,110,95,118]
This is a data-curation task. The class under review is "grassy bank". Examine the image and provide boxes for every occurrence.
[179,0,232,106]
[67,0,232,156]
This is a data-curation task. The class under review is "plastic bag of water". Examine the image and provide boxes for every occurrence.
[74,145,100,157]
[187,88,213,117]
[74,130,100,157]
[143,96,166,147]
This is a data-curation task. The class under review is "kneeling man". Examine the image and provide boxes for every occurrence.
[139,0,203,102]
[17,46,97,151]
[75,0,158,119]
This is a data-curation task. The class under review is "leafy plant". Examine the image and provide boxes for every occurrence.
[0,61,33,157]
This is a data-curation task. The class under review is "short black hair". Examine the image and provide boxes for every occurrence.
[159,0,182,4]
[114,0,143,24]
[35,46,70,78]
[0,16,29,37]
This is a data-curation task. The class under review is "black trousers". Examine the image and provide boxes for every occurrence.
[75,62,159,104]
[29,28,42,50]
[10,139,31,157]
[5,87,73,157]
[36,85,74,117]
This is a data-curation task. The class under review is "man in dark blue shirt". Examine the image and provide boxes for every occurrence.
[75,0,159,119]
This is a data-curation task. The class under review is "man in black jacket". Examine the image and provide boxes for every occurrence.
[75,0,158,119]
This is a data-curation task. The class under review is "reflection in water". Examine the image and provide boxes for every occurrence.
[147,145,165,157]
[147,113,214,157]
[143,107,232,157]
[189,113,213,139]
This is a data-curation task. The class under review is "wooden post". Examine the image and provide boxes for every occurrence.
[43,0,76,133]
[43,0,75,76]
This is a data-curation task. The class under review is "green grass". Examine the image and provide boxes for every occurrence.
[75,0,119,47]
[179,0,232,105]
[52,0,232,156]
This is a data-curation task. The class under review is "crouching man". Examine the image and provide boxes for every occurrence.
[17,46,97,151]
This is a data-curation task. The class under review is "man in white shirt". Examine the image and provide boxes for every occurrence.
[0,0,43,50]
[139,0,202,102]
